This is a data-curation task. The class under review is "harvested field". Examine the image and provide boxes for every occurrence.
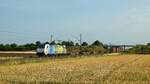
[0,54,150,84]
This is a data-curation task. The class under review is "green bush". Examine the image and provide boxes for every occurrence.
[0,43,36,51]
[128,45,150,54]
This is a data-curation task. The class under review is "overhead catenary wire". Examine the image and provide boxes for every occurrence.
[0,30,84,45]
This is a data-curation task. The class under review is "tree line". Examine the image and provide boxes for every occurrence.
[0,43,36,51]
[0,41,149,54]
[128,43,150,54]
[0,40,106,51]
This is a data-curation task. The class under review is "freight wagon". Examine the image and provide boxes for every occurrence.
[36,44,67,57]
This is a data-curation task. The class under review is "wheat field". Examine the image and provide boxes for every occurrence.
[0,54,150,84]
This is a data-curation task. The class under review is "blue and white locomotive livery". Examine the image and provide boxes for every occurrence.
[36,43,67,56]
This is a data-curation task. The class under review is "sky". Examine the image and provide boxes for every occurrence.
[0,0,150,45]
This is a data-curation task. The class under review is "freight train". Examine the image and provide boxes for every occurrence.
[36,43,67,56]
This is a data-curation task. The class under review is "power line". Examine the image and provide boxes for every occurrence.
[70,34,80,42]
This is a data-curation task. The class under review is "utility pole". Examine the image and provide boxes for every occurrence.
[109,43,112,53]
[50,34,53,43]
[79,34,82,55]
[79,34,82,46]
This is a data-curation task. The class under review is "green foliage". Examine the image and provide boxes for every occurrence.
[128,45,150,54]
[0,43,36,51]
[67,45,106,55]
[75,43,80,46]
[82,42,88,46]
[0,40,107,55]
[62,41,74,47]
[147,43,150,46]
[92,40,104,47]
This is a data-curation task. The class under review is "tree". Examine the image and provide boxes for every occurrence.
[10,43,17,48]
[45,42,49,44]
[36,41,41,46]
[75,43,80,46]
[147,43,150,46]
[103,44,108,49]
[62,41,66,45]
[61,41,74,46]
[92,40,103,47]
[82,42,88,46]
[5,44,11,51]
[69,41,74,46]
[0,44,4,50]
[128,45,147,54]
